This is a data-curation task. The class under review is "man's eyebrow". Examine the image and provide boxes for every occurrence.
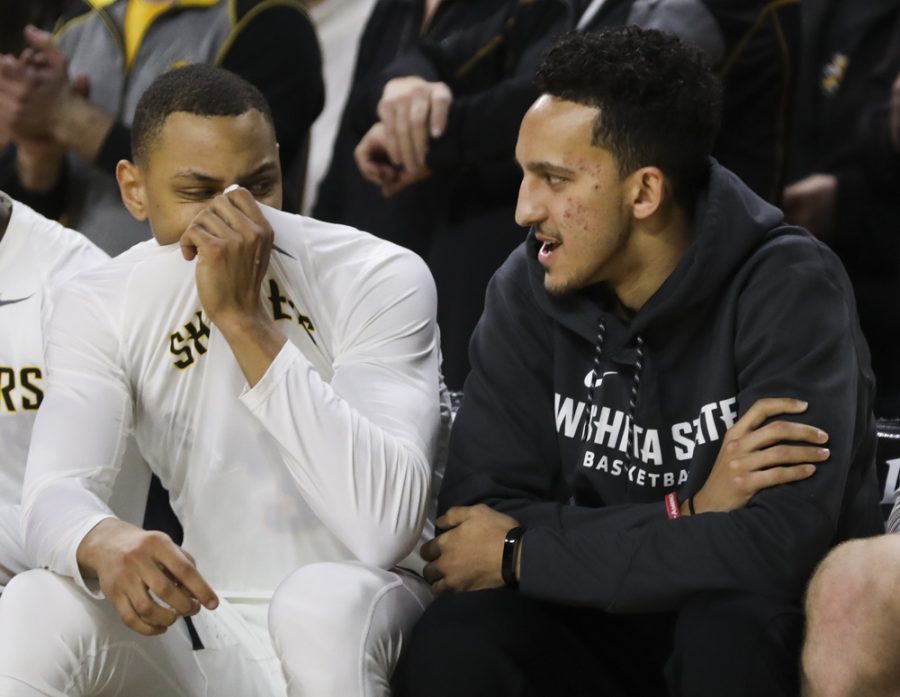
[236,161,280,182]
[171,170,221,184]
[523,161,573,176]
[170,161,279,184]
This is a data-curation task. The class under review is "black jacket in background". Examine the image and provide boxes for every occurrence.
[312,0,515,256]
[618,0,802,202]
[826,5,900,281]
[367,0,632,212]
[786,0,900,411]
[440,162,882,611]
[788,0,899,182]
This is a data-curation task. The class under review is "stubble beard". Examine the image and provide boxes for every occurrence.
[544,267,581,298]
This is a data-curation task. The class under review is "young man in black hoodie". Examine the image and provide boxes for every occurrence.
[394,27,883,697]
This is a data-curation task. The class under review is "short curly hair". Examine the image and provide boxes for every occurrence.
[131,64,274,165]
[535,27,722,212]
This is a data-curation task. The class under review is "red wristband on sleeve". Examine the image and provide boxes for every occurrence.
[665,491,681,520]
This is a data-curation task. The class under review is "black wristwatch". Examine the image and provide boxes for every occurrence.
[501,526,526,589]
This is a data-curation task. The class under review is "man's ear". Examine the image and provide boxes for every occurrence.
[628,166,665,221]
[116,159,148,221]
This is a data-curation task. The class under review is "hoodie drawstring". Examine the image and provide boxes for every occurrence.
[583,318,645,467]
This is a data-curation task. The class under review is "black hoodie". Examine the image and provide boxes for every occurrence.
[439,163,883,612]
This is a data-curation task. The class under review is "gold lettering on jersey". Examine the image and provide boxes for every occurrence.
[19,367,43,409]
[266,279,317,346]
[169,311,211,370]
[0,367,13,411]
[0,366,44,412]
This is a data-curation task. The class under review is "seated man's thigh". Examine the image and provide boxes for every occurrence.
[393,588,673,697]
[0,504,29,587]
[0,569,280,697]
[667,591,803,697]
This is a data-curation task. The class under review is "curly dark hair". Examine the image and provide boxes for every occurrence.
[131,64,274,165]
[535,27,722,212]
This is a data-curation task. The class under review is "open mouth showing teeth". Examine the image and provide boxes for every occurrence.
[539,240,561,257]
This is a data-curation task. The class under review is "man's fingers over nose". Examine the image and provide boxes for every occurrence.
[224,186,269,228]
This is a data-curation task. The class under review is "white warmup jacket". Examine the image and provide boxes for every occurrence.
[22,205,441,601]
[0,198,108,588]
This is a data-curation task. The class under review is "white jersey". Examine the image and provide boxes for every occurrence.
[0,198,108,587]
[23,205,441,601]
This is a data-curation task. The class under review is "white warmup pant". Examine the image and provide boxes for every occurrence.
[0,562,432,697]
[0,504,30,590]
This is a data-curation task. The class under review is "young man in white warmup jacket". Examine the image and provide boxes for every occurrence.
[0,65,442,697]
[0,191,110,589]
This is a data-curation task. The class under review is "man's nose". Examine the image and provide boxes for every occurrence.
[515,178,543,228]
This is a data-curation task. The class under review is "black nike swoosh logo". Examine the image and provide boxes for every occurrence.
[0,294,33,307]
[272,244,295,259]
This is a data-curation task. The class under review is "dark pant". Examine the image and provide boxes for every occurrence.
[393,589,803,697]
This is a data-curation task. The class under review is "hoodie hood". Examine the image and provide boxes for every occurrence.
[526,162,785,347]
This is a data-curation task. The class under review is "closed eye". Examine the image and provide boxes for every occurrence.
[245,179,277,197]
[178,188,218,201]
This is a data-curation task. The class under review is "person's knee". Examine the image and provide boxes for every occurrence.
[1,569,88,633]
[269,561,406,644]
[0,569,102,672]
[802,537,900,696]
[2,569,50,611]
[805,538,894,631]
[271,562,428,697]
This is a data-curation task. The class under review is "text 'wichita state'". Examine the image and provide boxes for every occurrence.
[555,393,738,489]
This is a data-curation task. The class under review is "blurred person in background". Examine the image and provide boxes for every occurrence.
[783,0,900,414]
[299,0,377,214]
[0,0,323,255]
[313,0,514,258]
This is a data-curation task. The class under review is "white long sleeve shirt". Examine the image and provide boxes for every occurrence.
[0,198,108,588]
[23,205,441,601]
